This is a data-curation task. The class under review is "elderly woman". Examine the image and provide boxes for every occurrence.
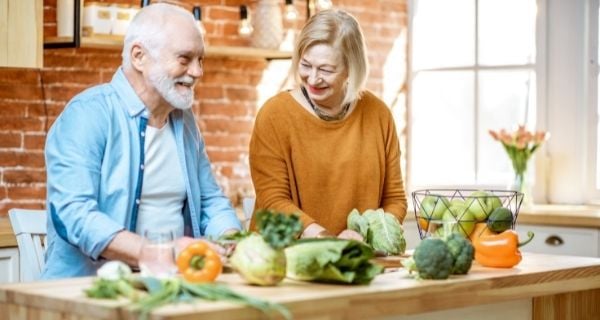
[249,9,407,240]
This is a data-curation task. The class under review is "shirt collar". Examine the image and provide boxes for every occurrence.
[110,67,150,118]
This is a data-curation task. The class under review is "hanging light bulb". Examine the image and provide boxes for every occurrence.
[192,6,206,36]
[284,0,299,22]
[315,0,333,11]
[238,5,253,37]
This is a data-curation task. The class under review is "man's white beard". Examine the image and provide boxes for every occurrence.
[148,65,195,110]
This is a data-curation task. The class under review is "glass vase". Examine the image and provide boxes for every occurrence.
[510,169,532,209]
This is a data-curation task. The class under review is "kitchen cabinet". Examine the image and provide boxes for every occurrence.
[0,248,19,283]
[0,218,19,283]
[0,0,43,68]
[516,223,600,257]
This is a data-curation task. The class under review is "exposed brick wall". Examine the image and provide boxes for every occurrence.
[0,0,407,216]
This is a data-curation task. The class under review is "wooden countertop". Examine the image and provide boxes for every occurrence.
[1,253,599,319]
[0,218,16,248]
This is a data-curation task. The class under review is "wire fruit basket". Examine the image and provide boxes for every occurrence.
[411,189,523,240]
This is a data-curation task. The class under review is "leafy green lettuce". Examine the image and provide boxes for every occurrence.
[347,208,406,256]
[284,239,383,285]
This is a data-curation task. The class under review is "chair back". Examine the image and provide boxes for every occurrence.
[8,208,47,282]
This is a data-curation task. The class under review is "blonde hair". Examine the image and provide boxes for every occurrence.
[292,9,369,106]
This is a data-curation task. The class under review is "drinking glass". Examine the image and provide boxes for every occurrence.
[424,219,458,239]
[139,230,177,278]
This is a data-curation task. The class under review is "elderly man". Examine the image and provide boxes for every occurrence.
[43,3,241,279]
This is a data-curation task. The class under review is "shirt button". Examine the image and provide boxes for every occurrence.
[141,131,145,137]
[140,164,144,170]
[136,199,140,205]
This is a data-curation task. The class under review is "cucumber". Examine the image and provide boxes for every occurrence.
[486,207,513,233]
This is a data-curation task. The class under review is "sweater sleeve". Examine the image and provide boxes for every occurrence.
[249,100,316,229]
[381,109,408,223]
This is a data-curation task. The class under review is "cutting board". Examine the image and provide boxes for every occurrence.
[371,254,408,269]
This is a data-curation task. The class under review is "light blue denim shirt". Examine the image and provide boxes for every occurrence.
[42,68,242,279]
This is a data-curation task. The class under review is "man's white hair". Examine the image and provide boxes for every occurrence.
[121,3,198,68]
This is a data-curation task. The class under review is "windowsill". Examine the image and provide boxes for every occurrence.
[515,204,600,228]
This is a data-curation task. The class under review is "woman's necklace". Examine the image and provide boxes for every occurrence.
[301,86,350,121]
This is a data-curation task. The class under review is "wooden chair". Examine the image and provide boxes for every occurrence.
[8,208,47,282]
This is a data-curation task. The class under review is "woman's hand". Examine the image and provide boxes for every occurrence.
[337,229,364,242]
[301,223,334,238]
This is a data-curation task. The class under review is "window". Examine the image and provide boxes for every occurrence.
[408,0,538,190]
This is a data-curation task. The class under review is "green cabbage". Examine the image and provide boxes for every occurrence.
[348,208,406,256]
[347,209,369,238]
[229,234,287,286]
[228,210,302,286]
[285,239,383,284]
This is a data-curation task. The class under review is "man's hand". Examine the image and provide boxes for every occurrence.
[174,236,198,255]
[101,230,144,267]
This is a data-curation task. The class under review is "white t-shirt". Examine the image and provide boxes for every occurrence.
[136,120,187,238]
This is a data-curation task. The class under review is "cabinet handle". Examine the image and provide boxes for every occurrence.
[545,235,564,246]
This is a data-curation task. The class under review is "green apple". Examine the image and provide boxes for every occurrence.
[446,199,468,218]
[465,191,503,222]
[456,210,476,237]
[419,195,450,220]
[439,209,476,238]
[465,191,490,222]
[488,195,502,212]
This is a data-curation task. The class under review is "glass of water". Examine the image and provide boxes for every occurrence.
[425,219,458,239]
[139,230,177,278]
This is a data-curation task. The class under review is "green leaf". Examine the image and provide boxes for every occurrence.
[363,209,405,255]
[85,278,120,299]
[285,239,382,284]
[255,210,303,250]
[347,208,369,238]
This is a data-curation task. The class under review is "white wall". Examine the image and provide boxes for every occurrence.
[543,0,591,204]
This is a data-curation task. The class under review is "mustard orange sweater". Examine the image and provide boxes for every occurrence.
[249,90,407,234]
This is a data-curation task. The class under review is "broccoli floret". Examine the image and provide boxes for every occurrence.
[445,233,474,275]
[412,238,454,280]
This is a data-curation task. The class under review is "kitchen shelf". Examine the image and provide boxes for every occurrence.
[44,36,292,60]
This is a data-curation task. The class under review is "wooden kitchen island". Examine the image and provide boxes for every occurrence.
[0,252,599,320]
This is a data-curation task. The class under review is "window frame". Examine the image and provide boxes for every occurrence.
[407,0,600,205]
[406,0,544,195]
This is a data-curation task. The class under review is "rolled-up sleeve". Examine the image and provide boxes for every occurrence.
[46,100,124,260]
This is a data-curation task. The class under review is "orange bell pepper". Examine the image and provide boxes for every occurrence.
[468,222,494,243]
[176,241,222,283]
[474,230,534,268]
